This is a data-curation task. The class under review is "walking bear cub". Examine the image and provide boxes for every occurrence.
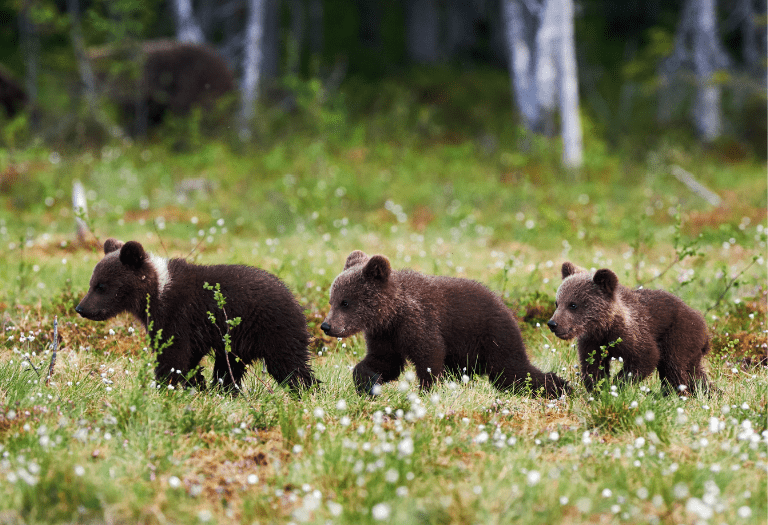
[321,250,569,397]
[547,261,710,394]
[76,238,318,391]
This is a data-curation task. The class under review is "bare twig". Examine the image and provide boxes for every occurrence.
[24,354,40,378]
[46,316,58,386]
[638,254,683,287]
[153,221,170,258]
[671,165,722,206]
[706,257,760,315]
[184,237,205,261]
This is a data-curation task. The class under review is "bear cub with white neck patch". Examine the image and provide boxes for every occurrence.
[547,261,710,395]
[76,238,317,392]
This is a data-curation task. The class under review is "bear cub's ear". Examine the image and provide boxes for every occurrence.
[561,261,585,279]
[363,255,391,282]
[344,250,369,270]
[119,241,147,270]
[593,268,619,295]
[103,238,124,255]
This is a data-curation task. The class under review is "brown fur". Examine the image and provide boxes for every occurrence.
[547,261,710,394]
[76,239,317,392]
[89,40,234,130]
[321,251,569,397]
[0,64,27,118]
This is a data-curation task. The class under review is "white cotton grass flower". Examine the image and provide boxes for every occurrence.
[327,501,343,516]
[397,437,414,456]
[526,470,541,486]
[685,497,713,520]
[371,503,391,521]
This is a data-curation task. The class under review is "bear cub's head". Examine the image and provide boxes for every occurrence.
[547,261,620,341]
[320,250,393,338]
[75,238,154,321]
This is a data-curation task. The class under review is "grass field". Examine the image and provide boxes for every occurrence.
[0,92,766,524]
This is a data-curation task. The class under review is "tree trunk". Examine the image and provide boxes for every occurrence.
[18,1,39,127]
[172,0,205,43]
[737,0,764,72]
[240,0,266,139]
[67,0,96,99]
[261,0,281,79]
[692,0,728,141]
[558,0,583,168]
[535,0,559,136]
[658,0,730,142]
[406,0,441,63]
[288,0,306,75]
[308,0,323,54]
[501,0,539,130]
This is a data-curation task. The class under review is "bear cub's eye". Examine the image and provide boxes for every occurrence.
[568,302,577,310]
[340,300,349,308]
[96,283,107,292]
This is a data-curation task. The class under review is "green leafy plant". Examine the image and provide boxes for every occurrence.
[203,281,242,391]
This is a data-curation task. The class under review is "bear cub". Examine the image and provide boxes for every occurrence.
[547,261,710,394]
[321,250,569,397]
[76,238,318,391]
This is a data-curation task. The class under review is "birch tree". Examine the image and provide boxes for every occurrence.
[18,1,39,127]
[659,0,730,142]
[502,0,539,130]
[502,0,583,168]
[406,0,441,63]
[558,0,582,168]
[730,0,766,72]
[535,0,559,136]
[172,0,205,43]
[240,0,266,139]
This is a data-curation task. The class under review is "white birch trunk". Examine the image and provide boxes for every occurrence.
[173,0,205,44]
[535,0,559,135]
[692,0,725,141]
[240,0,266,139]
[502,0,539,130]
[558,0,582,168]
[659,0,730,141]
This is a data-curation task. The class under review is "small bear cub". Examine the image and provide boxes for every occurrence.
[547,261,710,394]
[76,238,318,392]
[321,250,569,397]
